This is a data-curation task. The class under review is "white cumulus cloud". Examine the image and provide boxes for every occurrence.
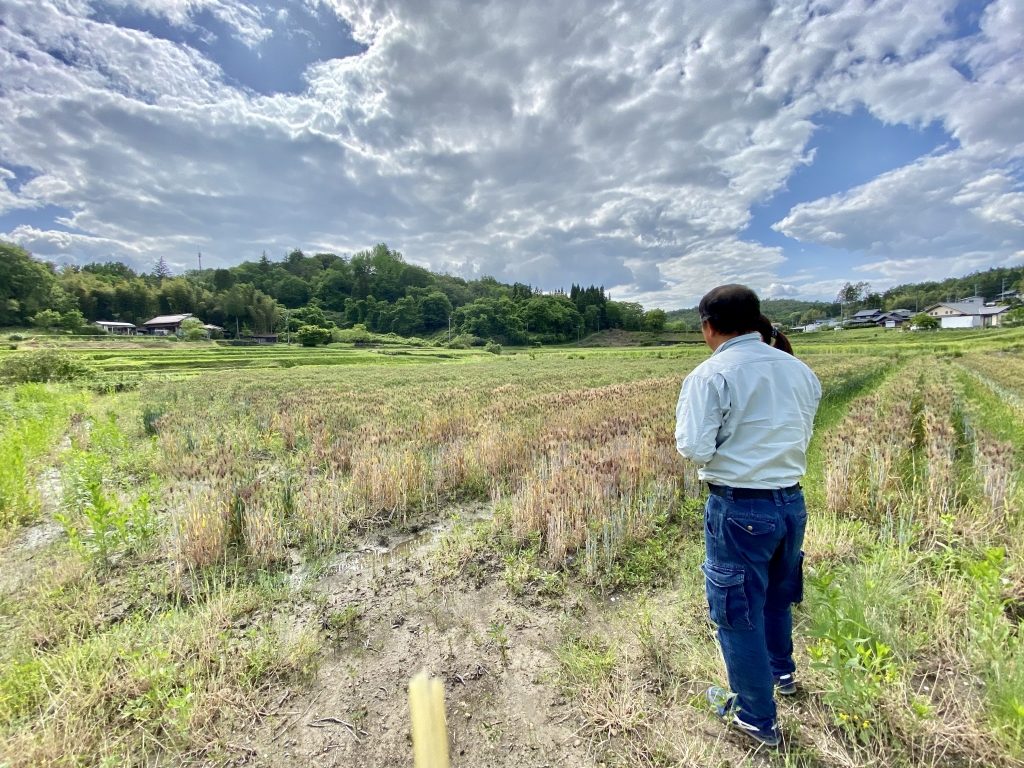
[0,0,1021,306]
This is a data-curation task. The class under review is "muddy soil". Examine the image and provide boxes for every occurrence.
[217,513,601,768]
[0,450,67,597]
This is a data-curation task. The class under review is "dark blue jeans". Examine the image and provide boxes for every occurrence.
[702,485,806,730]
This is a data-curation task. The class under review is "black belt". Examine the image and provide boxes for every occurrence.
[707,483,800,500]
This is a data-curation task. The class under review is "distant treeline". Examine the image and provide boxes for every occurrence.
[667,267,1024,329]
[0,241,668,344]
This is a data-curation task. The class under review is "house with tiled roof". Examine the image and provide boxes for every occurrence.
[924,297,1010,328]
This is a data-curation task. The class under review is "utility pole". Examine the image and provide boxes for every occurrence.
[285,309,291,345]
[447,315,452,344]
[198,251,202,272]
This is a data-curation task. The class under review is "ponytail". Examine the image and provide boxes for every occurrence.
[757,314,794,355]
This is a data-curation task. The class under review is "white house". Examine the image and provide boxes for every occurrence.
[94,320,138,335]
[795,321,825,333]
[924,297,1009,328]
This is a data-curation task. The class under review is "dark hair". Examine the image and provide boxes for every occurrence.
[756,314,794,355]
[697,284,760,334]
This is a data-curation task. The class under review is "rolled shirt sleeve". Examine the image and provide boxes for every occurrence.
[675,372,726,465]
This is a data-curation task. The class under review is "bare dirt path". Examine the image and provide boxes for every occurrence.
[220,512,600,768]
[0,437,69,597]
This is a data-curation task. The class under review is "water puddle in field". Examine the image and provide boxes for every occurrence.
[289,503,493,590]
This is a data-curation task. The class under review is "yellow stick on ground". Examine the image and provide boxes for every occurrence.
[409,671,451,768]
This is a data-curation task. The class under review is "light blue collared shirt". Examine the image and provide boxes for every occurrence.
[675,332,821,489]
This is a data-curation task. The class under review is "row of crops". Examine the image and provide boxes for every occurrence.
[1,344,1022,766]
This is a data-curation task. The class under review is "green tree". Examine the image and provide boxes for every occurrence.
[1002,306,1024,327]
[159,278,199,315]
[59,310,86,332]
[836,281,870,305]
[911,312,939,330]
[0,241,57,325]
[613,301,645,331]
[520,296,582,341]
[418,290,452,331]
[292,305,332,329]
[180,317,207,341]
[386,295,423,335]
[316,264,354,311]
[32,309,63,330]
[643,309,667,332]
[272,275,311,308]
[455,297,526,343]
[154,256,172,282]
[212,268,234,291]
[249,291,281,334]
[296,325,332,346]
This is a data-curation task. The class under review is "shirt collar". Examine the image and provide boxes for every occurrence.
[712,331,762,356]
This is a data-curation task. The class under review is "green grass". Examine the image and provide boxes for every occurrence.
[803,360,895,512]
[0,568,319,766]
[0,385,88,530]
[954,365,1024,456]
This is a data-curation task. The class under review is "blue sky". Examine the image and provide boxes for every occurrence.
[1,0,1022,308]
[745,108,956,277]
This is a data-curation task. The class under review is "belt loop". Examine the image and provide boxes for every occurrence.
[772,489,783,506]
[724,486,734,501]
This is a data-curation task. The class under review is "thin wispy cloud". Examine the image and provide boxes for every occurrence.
[0,0,1021,306]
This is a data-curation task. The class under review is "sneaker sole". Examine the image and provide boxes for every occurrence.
[728,715,780,747]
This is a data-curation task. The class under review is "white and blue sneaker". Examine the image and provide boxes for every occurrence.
[774,673,797,696]
[706,686,781,747]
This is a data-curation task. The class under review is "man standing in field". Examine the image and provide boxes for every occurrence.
[675,285,821,747]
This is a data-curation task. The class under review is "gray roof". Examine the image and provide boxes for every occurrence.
[925,302,1009,316]
[144,313,193,325]
[95,320,137,327]
[852,308,882,318]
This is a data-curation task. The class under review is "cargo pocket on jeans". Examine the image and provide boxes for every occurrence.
[776,551,804,606]
[701,562,753,631]
[791,551,805,605]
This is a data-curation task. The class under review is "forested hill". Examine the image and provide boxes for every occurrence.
[0,242,667,344]
[667,265,1024,329]
[667,298,838,330]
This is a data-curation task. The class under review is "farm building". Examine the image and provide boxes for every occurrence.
[143,313,194,335]
[924,297,1009,328]
[879,309,913,328]
[94,320,138,335]
[142,314,223,337]
[242,334,278,344]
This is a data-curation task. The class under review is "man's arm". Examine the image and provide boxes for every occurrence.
[675,372,725,465]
